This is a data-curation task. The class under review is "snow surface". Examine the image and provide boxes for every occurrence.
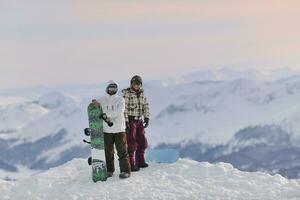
[0,165,40,181]
[1,158,300,200]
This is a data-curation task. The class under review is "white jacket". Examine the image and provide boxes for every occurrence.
[98,94,126,133]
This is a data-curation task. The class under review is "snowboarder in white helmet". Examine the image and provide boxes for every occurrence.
[123,75,150,172]
[98,80,131,179]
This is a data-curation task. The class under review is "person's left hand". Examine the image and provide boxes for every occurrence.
[107,121,113,127]
[143,118,149,128]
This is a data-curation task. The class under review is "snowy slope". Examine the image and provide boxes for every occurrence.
[1,158,300,200]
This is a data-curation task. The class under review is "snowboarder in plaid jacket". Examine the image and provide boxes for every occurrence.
[123,75,150,171]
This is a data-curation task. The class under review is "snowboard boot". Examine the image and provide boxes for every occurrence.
[139,162,149,168]
[119,172,130,179]
[107,172,114,178]
[129,157,139,172]
[131,166,140,172]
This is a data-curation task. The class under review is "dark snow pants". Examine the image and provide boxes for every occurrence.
[104,132,131,174]
[126,119,148,168]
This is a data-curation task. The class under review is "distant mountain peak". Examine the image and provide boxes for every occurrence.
[38,92,80,109]
[180,67,300,84]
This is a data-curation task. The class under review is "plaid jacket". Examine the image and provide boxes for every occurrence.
[123,88,150,122]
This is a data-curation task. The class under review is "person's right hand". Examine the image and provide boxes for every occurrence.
[91,99,100,107]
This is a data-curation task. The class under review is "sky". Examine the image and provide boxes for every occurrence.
[1,0,300,89]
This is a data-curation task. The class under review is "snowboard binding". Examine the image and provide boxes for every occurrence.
[84,128,90,136]
[88,157,92,165]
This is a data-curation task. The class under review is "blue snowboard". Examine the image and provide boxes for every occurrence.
[145,148,180,163]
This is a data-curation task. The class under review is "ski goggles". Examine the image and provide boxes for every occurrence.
[132,81,142,87]
[107,84,118,93]
[107,87,118,92]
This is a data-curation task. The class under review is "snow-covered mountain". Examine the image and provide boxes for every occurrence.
[1,67,300,180]
[158,125,300,178]
[1,158,300,200]
[148,73,300,146]
[164,67,300,86]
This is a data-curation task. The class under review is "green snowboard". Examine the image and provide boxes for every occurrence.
[87,100,107,182]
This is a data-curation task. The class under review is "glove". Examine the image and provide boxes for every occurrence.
[143,118,149,128]
[91,99,100,108]
[126,121,130,132]
[101,113,107,120]
[101,113,113,127]
[107,121,113,127]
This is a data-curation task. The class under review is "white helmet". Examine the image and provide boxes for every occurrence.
[106,80,118,95]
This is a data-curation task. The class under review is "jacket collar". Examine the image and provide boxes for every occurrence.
[106,93,118,98]
[130,87,143,94]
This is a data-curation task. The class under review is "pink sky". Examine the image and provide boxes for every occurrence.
[0,0,300,88]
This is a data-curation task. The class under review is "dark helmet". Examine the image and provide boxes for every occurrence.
[130,75,142,86]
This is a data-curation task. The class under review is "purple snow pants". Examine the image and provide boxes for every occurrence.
[126,119,148,168]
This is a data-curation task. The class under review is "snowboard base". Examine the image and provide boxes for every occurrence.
[92,159,107,182]
[86,101,107,182]
[91,149,107,182]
